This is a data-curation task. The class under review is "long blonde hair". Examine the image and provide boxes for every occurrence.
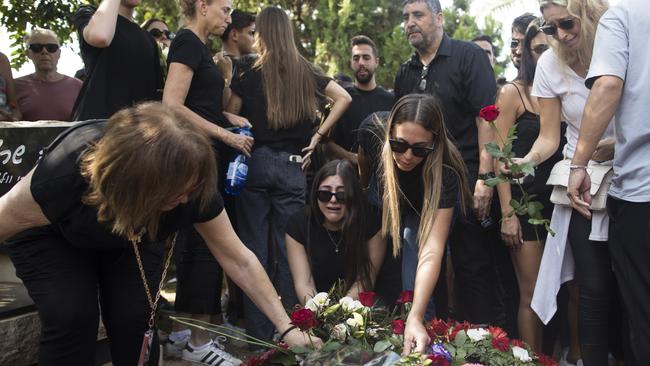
[253,6,324,130]
[381,94,471,257]
[80,102,217,241]
[540,0,608,69]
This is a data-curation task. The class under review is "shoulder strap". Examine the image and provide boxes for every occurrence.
[509,82,534,115]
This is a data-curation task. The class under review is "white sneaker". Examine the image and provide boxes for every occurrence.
[560,348,584,366]
[182,340,242,366]
[165,332,189,358]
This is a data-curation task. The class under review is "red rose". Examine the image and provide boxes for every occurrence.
[491,335,510,352]
[427,354,451,366]
[396,290,414,304]
[536,353,558,366]
[448,321,470,341]
[479,105,500,122]
[510,339,526,348]
[392,319,405,335]
[290,308,318,331]
[358,291,376,307]
[429,318,450,337]
[488,326,507,339]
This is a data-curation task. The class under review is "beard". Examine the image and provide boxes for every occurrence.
[354,67,374,85]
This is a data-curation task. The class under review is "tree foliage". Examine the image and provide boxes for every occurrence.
[2,0,503,86]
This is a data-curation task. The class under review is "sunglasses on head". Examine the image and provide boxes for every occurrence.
[149,28,174,39]
[389,139,434,158]
[540,18,576,35]
[531,44,549,55]
[316,190,345,203]
[28,43,59,53]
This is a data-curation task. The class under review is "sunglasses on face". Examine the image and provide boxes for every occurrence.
[316,190,346,203]
[28,43,59,53]
[531,44,550,55]
[510,39,522,49]
[149,28,174,40]
[540,18,576,35]
[389,139,434,158]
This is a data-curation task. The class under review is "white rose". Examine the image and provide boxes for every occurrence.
[345,312,364,329]
[466,328,490,342]
[305,292,330,311]
[330,323,348,342]
[339,297,364,312]
[512,346,532,362]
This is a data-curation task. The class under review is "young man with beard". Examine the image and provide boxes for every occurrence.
[327,35,394,165]
[394,0,500,325]
[15,28,82,121]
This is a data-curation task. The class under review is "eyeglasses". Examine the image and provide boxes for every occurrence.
[510,39,522,49]
[316,190,346,203]
[531,44,549,55]
[28,43,59,53]
[389,139,434,158]
[417,65,428,92]
[540,18,576,35]
[149,28,174,40]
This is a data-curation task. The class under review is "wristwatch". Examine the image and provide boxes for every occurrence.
[478,172,496,181]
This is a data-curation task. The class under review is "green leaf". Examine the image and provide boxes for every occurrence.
[322,341,342,352]
[485,142,506,159]
[510,199,521,210]
[373,340,392,353]
[289,345,313,354]
[485,177,507,187]
[520,161,536,176]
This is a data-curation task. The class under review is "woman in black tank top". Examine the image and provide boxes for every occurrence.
[493,19,562,353]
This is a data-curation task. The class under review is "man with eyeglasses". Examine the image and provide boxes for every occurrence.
[510,13,537,69]
[394,0,500,326]
[14,28,82,121]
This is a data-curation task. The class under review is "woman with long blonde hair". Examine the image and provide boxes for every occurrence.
[226,6,351,342]
[513,0,621,365]
[381,94,471,354]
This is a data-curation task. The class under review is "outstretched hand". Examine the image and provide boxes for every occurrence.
[301,133,322,171]
[402,317,430,355]
[282,328,323,349]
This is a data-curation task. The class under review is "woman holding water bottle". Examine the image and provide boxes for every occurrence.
[161,0,249,363]
[225,6,351,343]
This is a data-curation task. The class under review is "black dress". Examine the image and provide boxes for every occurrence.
[509,84,563,241]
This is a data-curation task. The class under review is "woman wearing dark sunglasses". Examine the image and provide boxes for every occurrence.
[285,160,385,304]
[381,94,471,355]
[493,18,563,354]
[514,1,621,366]
[142,18,173,49]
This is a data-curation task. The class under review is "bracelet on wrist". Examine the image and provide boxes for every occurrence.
[315,130,325,137]
[569,164,587,170]
[279,325,298,341]
[478,172,496,181]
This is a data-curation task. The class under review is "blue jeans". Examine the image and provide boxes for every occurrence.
[236,146,304,342]
[401,211,438,320]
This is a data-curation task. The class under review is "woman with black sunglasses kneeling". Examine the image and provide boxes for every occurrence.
[285,160,386,304]
[382,94,472,355]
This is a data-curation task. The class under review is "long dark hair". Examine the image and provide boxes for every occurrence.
[517,18,544,93]
[308,160,373,293]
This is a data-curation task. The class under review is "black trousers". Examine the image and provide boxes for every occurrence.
[449,212,502,325]
[7,227,163,366]
[568,210,620,366]
[607,197,650,365]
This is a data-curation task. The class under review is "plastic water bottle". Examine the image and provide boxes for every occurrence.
[224,127,252,196]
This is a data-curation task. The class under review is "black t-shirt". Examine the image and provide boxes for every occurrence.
[397,164,459,215]
[357,111,389,180]
[72,6,164,120]
[167,29,226,127]
[331,86,394,152]
[29,120,224,249]
[394,34,496,180]
[231,66,331,154]
[285,205,381,293]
